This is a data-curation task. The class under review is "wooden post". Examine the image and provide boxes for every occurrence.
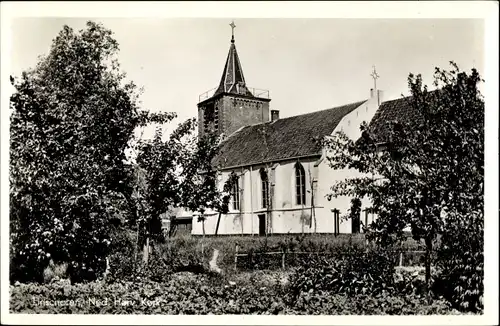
[215,211,222,236]
[143,237,149,264]
[234,244,239,271]
[399,252,403,267]
[281,249,286,270]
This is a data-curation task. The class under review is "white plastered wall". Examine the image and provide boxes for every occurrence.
[317,93,381,233]
[192,92,383,235]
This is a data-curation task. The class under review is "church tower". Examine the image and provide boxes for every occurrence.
[197,21,272,138]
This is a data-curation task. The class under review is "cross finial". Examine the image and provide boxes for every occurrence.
[229,21,236,43]
[370,65,380,90]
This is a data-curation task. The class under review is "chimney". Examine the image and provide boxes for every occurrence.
[370,88,375,98]
[271,110,280,122]
[377,90,384,105]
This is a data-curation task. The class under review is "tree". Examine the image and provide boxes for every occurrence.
[133,118,196,261]
[9,21,172,283]
[323,62,484,294]
[348,198,362,234]
[180,131,234,240]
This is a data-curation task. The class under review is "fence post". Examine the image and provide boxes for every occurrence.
[281,249,286,270]
[234,244,239,271]
[399,252,403,267]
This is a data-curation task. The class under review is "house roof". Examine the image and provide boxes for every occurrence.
[213,100,367,169]
[368,91,443,142]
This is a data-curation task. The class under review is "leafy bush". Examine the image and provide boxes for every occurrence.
[393,266,434,296]
[155,236,206,274]
[290,291,454,315]
[10,274,456,315]
[106,227,137,282]
[107,228,179,283]
[286,247,396,299]
[434,211,483,312]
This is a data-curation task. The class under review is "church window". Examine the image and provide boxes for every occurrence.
[231,177,240,211]
[203,103,218,134]
[295,162,306,205]
[260,169,269,209]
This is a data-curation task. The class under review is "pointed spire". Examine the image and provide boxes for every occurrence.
[214,21,253,97]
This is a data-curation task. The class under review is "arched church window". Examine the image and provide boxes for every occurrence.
[231,177,240,211]
[295,162,306,205]
[260,169,269,209]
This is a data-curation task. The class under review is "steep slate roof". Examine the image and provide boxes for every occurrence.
[214,37,254,97]
[213,100,367,169]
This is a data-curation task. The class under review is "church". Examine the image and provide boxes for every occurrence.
[174,22,415,236]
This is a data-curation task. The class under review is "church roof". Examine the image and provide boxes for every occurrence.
[213,100,367,169]
[368,91,443,142]
[214,37,254,97]
[368,97,414,142]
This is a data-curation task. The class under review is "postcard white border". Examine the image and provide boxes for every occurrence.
[1,1,498,325]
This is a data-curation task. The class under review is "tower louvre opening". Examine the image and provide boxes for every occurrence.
[197,21,272,138]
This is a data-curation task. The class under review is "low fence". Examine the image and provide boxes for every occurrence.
[233,244,426,271]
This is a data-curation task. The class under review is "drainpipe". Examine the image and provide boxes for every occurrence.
[250,165,254,236]
[241,166,244,235]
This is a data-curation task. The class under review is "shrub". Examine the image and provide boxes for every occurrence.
[286,247,396,300]
[134,257,173,283]
[106,227,137,282]
[393,266,434,296]
[9,275,456,315]
[290,291,454,315]
[43,261,69,283]
[434,211,483,312]
[155,236,206,274]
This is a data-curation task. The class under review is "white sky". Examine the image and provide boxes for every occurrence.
[10,18,484,139]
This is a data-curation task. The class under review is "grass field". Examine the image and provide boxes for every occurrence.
[158,233,426,272]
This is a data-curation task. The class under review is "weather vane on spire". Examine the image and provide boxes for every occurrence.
[230,21,236,43]
[370,65,380,91]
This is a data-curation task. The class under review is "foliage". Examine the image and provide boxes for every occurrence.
[10,274,456,315]
[348,197,362,232]
[393,266,436,296]
[290,291,454,315]
[106,228,185,284]
[154,237,206,274]
[158,234,423,272]
[132,119,196,246]
[179,132,233,223]
[323,62,484,287]
[9,21,172,283]
[106,227,137,283]
[286,247,397,300]
[434,211,483,312]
